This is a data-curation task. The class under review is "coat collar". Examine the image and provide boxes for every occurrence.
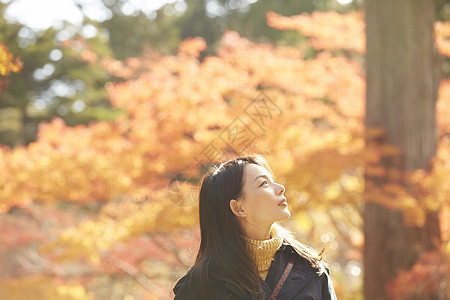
[224,242,317,300]
[262,242,314,299]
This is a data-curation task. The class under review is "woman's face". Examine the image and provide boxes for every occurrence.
[233,163,290,226]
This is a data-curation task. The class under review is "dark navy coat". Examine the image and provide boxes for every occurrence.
[173,241,338,300]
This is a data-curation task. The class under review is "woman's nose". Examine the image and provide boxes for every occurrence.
[277,183,285,195]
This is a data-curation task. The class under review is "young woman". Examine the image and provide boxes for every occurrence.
[173,154,338,299]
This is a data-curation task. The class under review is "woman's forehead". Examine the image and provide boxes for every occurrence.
[243,164,272,179]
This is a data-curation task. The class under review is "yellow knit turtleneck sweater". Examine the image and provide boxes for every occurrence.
[244,225,284,280]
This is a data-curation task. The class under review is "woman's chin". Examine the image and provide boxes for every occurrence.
[278,208,291,220]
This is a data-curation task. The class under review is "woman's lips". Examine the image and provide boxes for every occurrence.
[278,199,288,206]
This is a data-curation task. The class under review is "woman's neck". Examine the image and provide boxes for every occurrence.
[242,222,273,240]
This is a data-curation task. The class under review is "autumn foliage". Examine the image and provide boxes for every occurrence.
[0,9,449,299]
[0,43,22,92]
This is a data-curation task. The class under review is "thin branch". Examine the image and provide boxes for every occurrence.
[152,231,195,267]
[103,255,165,298]
[327,208,355,247]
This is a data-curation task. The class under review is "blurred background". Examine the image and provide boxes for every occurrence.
[0,0,449,299]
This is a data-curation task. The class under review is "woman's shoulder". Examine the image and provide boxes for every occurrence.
[172,268,192,298]
[277,241,338,300]
[173,267,240,300]
[173,267,270,300]
[280,241,329,275]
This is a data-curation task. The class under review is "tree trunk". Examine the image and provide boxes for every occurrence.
[364,1,441,300]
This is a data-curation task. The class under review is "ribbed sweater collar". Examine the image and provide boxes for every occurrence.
[243,225,284,279]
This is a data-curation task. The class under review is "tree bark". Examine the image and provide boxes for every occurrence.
[364,1,441,300]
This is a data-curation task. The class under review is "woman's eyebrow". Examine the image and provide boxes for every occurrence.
[253,174,272,182]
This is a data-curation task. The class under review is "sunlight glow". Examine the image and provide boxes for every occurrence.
[4,0,177,30]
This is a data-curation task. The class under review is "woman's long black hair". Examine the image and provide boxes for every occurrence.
[178,154,325,299]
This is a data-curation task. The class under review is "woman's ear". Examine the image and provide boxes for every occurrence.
[230,199,247,218]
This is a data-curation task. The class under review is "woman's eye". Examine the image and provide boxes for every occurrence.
[260,180,268,186]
